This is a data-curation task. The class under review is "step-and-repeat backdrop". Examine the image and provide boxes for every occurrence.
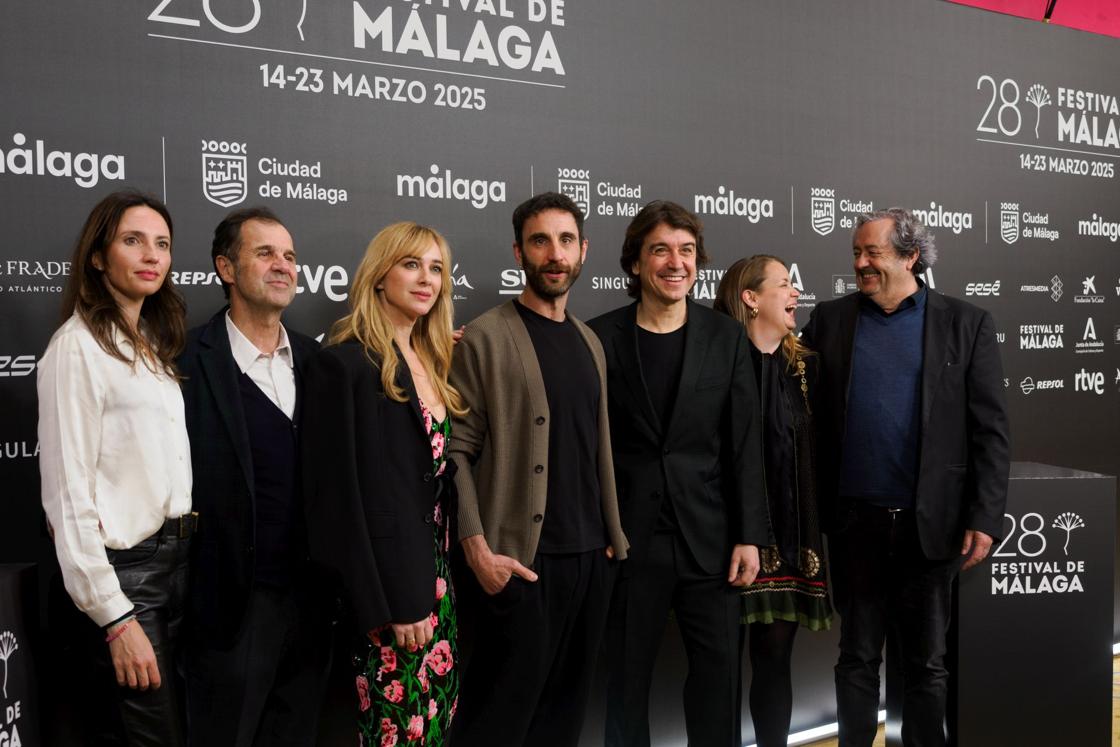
[1,0,1118,737]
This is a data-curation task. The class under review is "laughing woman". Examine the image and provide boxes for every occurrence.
[38,190,193,746]
[302,222,466,746]
[714,254,832,747]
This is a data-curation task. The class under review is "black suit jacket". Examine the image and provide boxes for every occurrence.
[801,289,1010,559]
[301,340,456,635]
[178,309,320,648]
[588,300,770,575]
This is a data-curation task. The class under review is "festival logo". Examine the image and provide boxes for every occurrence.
[201,140,248,208]
[1019,323,1064,350]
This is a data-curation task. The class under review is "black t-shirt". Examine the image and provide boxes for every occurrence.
[637,322,687,533]
[637,324,686,428]
[515,300,606,553]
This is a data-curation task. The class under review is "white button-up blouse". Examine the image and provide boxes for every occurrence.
[37,314,192,626]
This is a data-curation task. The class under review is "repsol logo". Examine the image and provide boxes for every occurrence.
[171,271,222,287]
[912,202,973,234]
[0,354,37,377]
[396,164,506,209]
[0,133,125,188]
[693,187,774,223]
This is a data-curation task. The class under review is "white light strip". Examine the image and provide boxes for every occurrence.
[742,645,1120,746]
[742,709,887,747]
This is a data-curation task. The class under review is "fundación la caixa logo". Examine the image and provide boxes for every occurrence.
[202,140,248,208]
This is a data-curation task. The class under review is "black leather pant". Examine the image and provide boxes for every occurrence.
[83,530,191,746]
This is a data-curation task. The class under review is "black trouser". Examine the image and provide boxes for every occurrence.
[184,582,333,747]
[829,503,961,747]
[605,532,743,747]
[76,529,191,746]
[452,549,614,747]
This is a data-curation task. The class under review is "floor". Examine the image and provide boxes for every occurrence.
[801,656,1120,747]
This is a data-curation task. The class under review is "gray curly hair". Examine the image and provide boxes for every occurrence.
[854,208,937,274]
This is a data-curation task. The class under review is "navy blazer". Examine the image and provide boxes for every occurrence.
[178,309,320,648]
[801,289,1010,559]
[589,300,770,575]
[301,340,456,636]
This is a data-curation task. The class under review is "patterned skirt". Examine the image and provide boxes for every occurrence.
[741,545,832,631]
[354,498,459,746]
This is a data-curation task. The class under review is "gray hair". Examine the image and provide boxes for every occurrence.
[854,208,937,274]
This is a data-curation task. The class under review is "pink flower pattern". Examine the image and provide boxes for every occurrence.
[383,680,404,703]
[356,675,371,712]
[406,715,424,742]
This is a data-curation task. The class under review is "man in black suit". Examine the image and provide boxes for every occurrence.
[589,200,769,747]
[178,207,330,746]
[802,208,1009,747]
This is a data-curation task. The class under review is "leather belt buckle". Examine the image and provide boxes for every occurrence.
[177,512,199,539]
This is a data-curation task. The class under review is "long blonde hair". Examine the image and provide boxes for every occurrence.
[713,254,814,371]
[329,222,466,417]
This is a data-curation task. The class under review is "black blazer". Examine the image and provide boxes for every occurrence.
[801,289,1010,559]
[588,300,770,575]
[301,340,455,635]
[178,309,320,648]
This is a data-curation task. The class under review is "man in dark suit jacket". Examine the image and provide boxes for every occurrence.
[589,200,770,747]
[178,207,331,747]
[802,208,1009,747]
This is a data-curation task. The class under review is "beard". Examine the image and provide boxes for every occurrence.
[523,256,583,299]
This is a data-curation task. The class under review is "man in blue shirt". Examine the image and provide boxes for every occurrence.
[803,208,1010,747]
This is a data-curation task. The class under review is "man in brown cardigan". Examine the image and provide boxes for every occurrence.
[449,192,628,747]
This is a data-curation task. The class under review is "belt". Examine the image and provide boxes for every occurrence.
[159,512,199,539]
[851,501,912,517]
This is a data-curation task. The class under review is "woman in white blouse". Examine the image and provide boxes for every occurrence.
[38,190,193,746]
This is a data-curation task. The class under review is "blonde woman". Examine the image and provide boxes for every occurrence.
[301,222,466,746]
[714,254,832,747]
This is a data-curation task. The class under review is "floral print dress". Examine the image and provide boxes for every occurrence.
[354,400,459,746]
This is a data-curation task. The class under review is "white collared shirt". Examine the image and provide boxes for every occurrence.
[37,314,192,626]
[225,312,295,419]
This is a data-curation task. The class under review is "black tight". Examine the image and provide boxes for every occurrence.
[747,619,799,747]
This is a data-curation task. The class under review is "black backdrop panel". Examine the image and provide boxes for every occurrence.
[1,1,1118,742]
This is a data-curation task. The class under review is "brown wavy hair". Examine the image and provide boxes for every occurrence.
[59,190,186,376]
[329,222,466,418]
[713,254,813,371]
